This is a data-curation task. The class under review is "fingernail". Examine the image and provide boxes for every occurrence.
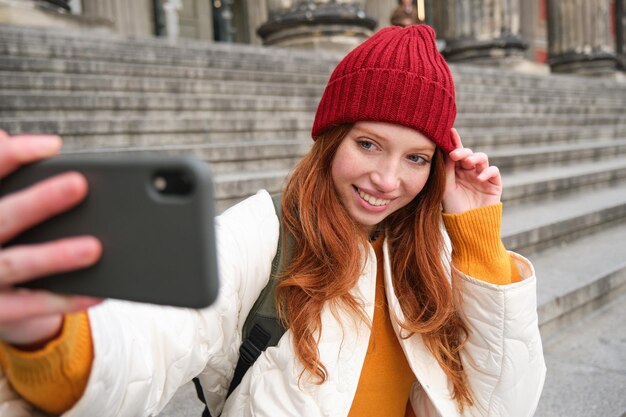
[31,136,62,157]
[72,238,102,261]
[58,172,88,196]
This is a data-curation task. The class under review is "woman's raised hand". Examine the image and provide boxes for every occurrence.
[0,130,102,347]
[442,128,502,214]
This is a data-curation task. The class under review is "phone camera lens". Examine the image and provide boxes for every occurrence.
[152,170,194,196]
[153,176,168,192]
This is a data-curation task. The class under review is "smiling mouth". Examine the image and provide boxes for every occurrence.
[356,187,391,207]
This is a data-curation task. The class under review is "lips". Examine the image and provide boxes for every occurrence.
[356,187,391,207]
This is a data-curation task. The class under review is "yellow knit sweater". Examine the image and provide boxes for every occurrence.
[0,203,520,415]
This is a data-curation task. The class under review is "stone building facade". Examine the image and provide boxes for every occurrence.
[1,0,624,75]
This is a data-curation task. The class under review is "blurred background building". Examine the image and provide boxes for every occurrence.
[1,0,625,75]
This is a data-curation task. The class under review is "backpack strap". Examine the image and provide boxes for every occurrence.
[227,193,288,395]
[194,193,289,416]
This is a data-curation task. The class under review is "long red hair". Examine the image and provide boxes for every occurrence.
[276,124,473,409]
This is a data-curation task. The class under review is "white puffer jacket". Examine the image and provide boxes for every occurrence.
[0,190,546,417]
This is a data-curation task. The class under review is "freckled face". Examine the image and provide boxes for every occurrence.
[330,121,436,232]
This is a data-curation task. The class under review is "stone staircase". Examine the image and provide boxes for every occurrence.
[1,24,626,417]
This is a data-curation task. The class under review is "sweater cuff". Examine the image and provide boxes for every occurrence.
[442,203,517,285]
[0,311,94,415]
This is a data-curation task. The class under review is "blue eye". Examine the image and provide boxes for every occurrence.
[358,140,374,150]
[407,154,430,165]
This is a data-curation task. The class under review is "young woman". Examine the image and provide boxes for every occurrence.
[0,25,545,417]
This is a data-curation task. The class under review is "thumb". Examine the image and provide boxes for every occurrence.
[443,151,457,193]
[443,127,463,190]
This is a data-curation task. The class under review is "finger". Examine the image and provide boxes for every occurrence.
[0,172,88,242]
[448,147,473,162]
[0,135,62,178]
[0,290,102,323]
[0,313,62,345]
[463,152,489,172]
[0,130,9,141]
[0,236,102,286]
[443,150,456,187]
[477,165,502,186]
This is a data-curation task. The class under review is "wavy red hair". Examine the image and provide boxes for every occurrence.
[276,124,472,410]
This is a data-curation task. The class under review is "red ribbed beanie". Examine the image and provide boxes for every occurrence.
[311,24,456,153]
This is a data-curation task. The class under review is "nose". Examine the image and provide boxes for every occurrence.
[370,158,400,193]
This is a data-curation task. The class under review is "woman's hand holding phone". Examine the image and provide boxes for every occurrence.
[0,130,102,348]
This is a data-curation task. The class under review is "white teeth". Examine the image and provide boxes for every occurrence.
[358,189,390,207]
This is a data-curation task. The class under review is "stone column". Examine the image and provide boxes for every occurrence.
[364,0,397,28]
[37,0,70,11]
[82,0,154,37]
[256,0,377,54]
[547,0,618,75]
[617,0,625,70]
[246,0,269,45]
[213,0,235,42]
[0,0,113,31]
[429,0,527,64]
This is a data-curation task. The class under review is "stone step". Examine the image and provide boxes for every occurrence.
[461,125,626,148]
[534,272,626,417]
[452,63,626,89]
[0,25,341,72]
[5,27,620,94]
[2,92,624,118]
[0,110,314,122]
[0,92,318,113]
[0,56,330,85]
[487,139,626,173]
[59,131,313,150]
[3,30,622,94]
[501,156,626,205]
[63,140,312,174]
[533,223,626,335]
[456,89,626,107]
[44,123,626,151]
[0,116,315,136]
[2,56,626,106]
[456,83,626,102]
[501,182,626,255]
[214,169,290,211]
[0,71,324,96]
[3,111,623,134]
[0,39,337,76]
[4,71,625,112]
[4,24,625,94]
[4,113,624,138]
[222,160,626,211]
[458,113,625,128]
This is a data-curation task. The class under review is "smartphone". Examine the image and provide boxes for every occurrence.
[0,155,219,309]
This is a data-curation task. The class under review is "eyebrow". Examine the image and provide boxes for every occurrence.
[353,127,436,153]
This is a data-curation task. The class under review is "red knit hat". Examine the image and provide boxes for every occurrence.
[311,24,456,153]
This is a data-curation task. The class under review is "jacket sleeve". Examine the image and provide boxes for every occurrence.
[64,190,280,417]
[454,254,546,417]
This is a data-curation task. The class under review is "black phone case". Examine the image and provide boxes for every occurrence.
[0,155,219,309]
